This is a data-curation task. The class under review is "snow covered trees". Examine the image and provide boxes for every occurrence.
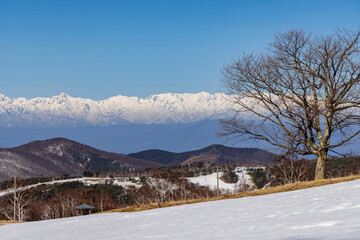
[221,29,360,180]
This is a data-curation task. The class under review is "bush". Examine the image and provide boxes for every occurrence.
[58,181,85,192]
[247,168,269,189]
[222,169,238,183]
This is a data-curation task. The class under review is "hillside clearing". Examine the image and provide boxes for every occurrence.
[187,167,255,193]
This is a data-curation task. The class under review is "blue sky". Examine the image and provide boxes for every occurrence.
[1,0,359,100]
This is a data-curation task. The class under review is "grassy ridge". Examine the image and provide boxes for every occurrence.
[0,221,21,226]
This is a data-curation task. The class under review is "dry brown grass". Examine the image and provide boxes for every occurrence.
[104,174,360,214]
[0,220,21,226]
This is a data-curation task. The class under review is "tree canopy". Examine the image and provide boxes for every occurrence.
[221,29,360,180]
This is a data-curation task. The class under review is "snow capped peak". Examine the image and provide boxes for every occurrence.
[57,92,71,98]
[51,92,72,101]
[0,92,234,127]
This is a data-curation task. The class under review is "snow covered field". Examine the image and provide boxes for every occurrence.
[187,167,255,193]
[2,179,360,239]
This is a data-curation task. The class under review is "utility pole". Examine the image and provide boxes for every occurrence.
[13,176,16,221]
[216,166,220,198]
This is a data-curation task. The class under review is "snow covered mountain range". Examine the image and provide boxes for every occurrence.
[0,92,233,127]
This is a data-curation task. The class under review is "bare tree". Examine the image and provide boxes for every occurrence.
[221,29,360,180]
[94,190,116,212]
[146,177,178,203]
[40,202,57,220]
[178,177,192,201]
[270,154,313,185]
[0,181,33,222]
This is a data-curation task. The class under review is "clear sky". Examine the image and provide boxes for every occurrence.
[1,0,359,100]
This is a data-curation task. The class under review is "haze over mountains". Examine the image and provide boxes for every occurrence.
[0,120,229,154]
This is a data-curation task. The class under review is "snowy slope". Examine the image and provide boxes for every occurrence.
[0,92,233,127]
[2,180,360,239]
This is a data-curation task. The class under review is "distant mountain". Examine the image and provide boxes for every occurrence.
[0,92,232,127]
[0,138,162,181]
[128,144,275,166]
[0,138,274,182]
[0,92,357,156]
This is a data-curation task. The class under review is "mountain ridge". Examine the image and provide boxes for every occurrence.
[0,92,232,127]
[128,144,275,166]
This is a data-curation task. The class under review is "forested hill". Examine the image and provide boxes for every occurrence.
[128,144,274,166]
[0,138,162,181]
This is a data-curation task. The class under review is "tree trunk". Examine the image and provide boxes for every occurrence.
[315,151,327,180]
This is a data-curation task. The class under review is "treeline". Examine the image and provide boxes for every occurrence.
[0,177,53,191]
[0,172,218,222]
